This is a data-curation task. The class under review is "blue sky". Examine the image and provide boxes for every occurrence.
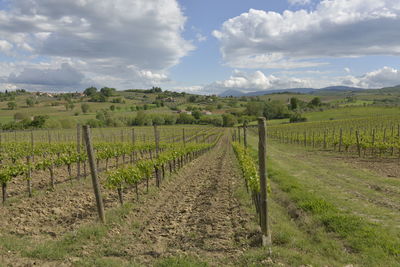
[0,0,399,94]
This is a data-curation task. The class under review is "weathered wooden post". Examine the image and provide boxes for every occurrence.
[154,125,161,187]
[131,128,136,163]
[77,124,81,179]
[243,122,248,148]
[26,156,32,197]
[356,130,361,157]
[238,127,241,144]
[182,128,186,147]
[82,125,105,223]
[30,130,34,162]
[339,128,343,152]
[258,117,271,247]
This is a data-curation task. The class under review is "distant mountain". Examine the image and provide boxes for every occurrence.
[219,85,368,97]
[319,86,364,91]
[245,88,316,96]
[219,89,245,97]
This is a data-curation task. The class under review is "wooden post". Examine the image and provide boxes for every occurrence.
[48,130,51,144]
[154,125,161,187]
[339,128,343,152]
[356,130,361,157]
[30,130,34,162]
[238,127,241,144]
[132,128,136,145]
[258,117,271,247]
[26,156,32,197]
[77,124,81,179]
[82,125,105,223]
[182,128,186,147]
[243,122,248,148]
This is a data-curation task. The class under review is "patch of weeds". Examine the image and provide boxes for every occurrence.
[25,224,107,260]
[155,256,208,267]
[74,257,132,267]
[0,235,29,252]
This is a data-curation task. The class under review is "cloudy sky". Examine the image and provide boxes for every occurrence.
[0,0,400,94]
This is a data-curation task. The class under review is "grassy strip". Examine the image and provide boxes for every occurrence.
[244,136,399,266]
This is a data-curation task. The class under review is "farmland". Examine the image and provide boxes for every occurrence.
[0,88,399,266]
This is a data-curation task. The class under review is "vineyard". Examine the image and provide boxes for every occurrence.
[267,115,400,158]
[0,125,219,203]
[0,119,399,266]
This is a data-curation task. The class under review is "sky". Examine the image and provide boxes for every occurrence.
[0,0,400,94]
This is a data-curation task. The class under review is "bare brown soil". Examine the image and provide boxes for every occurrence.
[0,134,253,266]
[96,134,252,265]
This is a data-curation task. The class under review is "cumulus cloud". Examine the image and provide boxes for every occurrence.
[342,66,400,88]
[0,0,193,90]
[205,70,313,93]
[8,63,84,87]
[213,1,400,69]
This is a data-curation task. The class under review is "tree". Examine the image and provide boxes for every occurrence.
[289,97,299,110]
[222,113,237,127]
[309,97,321,107]
[100,87,115,97]
[84,87,98,96]
[7,101,17,110]
[81,103,90,113]
[26,97,35,107]
[192,110,202,120]
[188,95,197,103]
[134,111,147,126]
[176,113,195,124]
[263,100,290,119]
[245,102,264,116]
[30,115,48,128]
[65,100,75,111]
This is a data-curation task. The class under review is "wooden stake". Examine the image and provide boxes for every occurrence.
[356,130,361,157]
[77,124,81,179]
[26,156,32,197]
[83,125,105,223]
[258,117,271,247]
[182,128,186,147]
[243,122,248,148]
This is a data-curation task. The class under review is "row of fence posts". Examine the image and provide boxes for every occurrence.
[232,118,271,247]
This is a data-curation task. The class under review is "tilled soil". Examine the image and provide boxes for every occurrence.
[99,134,252,265]
[1,133,252,266]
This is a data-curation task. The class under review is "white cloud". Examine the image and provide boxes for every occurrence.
[196,33,207,42]
[342,66,400,88]
[0,0,193,90]
[344,67,351,73]
[213,1,400,69]
[0,40,13,54]
[288,0,311,6]
[205,70,313,93]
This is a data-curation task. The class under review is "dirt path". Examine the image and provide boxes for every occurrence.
[96,133,252,266]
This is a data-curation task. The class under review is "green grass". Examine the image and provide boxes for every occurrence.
[155,256,209,267]
[243,133,400,266]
